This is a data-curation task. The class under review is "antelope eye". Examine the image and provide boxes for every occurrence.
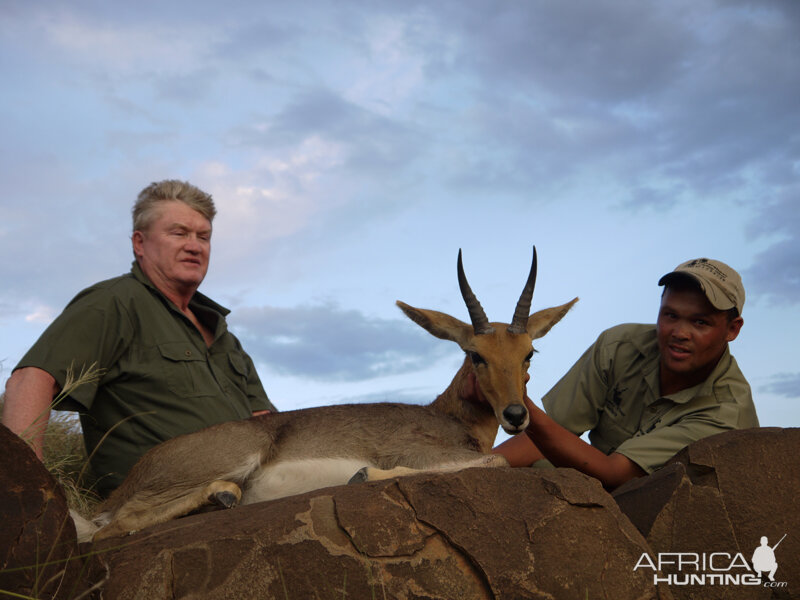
[524,350,534,362]
[468,351,486,366]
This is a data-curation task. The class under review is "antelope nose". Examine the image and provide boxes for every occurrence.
[503,404,528,428]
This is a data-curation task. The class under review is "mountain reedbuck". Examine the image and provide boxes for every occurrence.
[80,248,577,542]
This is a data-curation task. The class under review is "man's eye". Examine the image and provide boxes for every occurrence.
[468,351,486,366]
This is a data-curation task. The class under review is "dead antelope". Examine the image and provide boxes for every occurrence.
[80,248,577,542]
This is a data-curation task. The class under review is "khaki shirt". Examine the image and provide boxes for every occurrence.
[16,263,274,494]
[542,323,759,474]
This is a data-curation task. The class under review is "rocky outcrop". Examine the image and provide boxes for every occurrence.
[85,467,668,600]
[8,425,797,599]
[0,424,88,600]
[613,427,800,600]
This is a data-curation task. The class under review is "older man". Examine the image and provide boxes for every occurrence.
[493,257,759,489]
[2,180,275,496]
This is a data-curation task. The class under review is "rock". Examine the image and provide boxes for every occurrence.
[0,424,88,600]
[85,467,670,599]
[613,428,800,600]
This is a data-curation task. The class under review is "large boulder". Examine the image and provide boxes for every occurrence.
[613,428,800,600]
[0,424,88,600]
[85,467,671,599]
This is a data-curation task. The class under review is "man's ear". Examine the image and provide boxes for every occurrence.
[726,316,744,342]
[131,230,144,258]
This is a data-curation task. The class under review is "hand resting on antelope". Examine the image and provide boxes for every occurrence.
[77,247,577,542]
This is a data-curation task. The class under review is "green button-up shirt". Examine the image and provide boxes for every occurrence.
[16,263,275,494]
[542,323,759,474]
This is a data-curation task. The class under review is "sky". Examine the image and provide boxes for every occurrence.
[1,0,798,443]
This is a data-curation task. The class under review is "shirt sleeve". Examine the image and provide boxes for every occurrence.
[541,333,609,435]
[614,403,739,474]
[15,289,133,411]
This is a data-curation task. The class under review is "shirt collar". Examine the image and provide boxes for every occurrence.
[642,347,661,406]
[130,261,230,317]
[659,345,732,405]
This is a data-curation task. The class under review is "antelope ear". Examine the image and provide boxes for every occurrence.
[397,301,474,347]
[526,297,578,340]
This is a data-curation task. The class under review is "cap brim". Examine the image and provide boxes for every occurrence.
[658,271,736,312]
[658,271,700,288]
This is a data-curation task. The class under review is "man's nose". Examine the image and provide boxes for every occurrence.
[671,322,690,340]
[184,236,203,252]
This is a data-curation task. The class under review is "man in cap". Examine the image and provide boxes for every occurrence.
[493,257,759,489]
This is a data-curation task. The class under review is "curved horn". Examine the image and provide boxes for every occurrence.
[457,249,494,335]
[507,246,538,334]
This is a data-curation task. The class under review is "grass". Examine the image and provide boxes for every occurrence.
[1,363,104,517]
[0,365,106,599]
[40,411,101,518]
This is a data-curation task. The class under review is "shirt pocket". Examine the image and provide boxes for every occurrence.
[226,351,250,393]
[593,387,641,453]
[157,342,213,397]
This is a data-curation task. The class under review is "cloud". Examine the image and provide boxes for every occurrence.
[322,387,436,407]
[234,88,422,172]
[232,302,456,381]
[398,0,800,205]
[744,190,800,305]
[761,373,800,399]
[0,157,133,312]
[212,18,300,61]
[24,305,59,324]
[195,148,344,244]
[36,9,218,75]
[449,1,689,102]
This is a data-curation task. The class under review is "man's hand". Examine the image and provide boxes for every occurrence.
[523,401,645,489]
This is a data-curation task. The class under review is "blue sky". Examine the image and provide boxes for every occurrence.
[1,0,798,440]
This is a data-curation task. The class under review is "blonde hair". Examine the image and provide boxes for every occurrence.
[132,180,216,232]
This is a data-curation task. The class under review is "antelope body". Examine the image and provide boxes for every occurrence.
[81,248,577,542]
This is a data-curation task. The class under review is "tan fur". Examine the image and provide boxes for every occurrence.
[81,269,577,542]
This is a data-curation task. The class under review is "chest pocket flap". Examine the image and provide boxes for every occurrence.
[158,342,204,362]
[228,352,247,376]
[157,342,211,397]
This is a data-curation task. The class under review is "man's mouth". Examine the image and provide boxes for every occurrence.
[667,344,691,359]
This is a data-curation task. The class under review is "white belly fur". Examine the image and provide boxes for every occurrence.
[241,457,374,504]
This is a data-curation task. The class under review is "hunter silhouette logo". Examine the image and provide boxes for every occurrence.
[752,534,786,582]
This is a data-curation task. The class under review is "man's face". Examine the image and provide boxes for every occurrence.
[657,286,743,385]
[132,201,211,296]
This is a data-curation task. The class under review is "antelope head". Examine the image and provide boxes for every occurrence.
[397,247,578,435]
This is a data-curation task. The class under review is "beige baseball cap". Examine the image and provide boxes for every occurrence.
[658,258,745,314]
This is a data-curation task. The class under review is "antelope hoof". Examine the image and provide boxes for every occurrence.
[210,490,239,509]
[348,467,370,485]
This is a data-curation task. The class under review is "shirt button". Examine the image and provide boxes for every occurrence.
[185,350,192,357]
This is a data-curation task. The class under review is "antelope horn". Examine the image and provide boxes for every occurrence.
[457,249,494,335]
[507,246,538,334]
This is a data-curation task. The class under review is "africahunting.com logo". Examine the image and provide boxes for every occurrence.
[633,534,788,589]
